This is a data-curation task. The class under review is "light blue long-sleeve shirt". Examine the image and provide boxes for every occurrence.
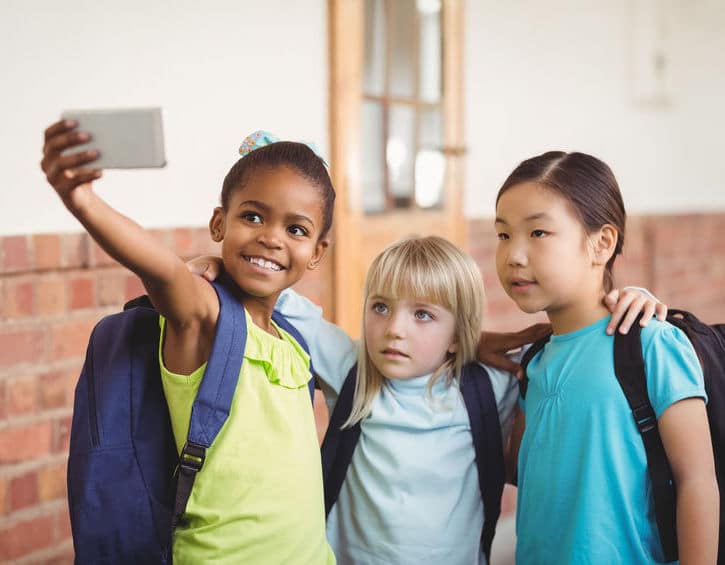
[275,289,520,565]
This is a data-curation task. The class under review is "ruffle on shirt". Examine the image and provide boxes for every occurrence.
[243,312,311,390]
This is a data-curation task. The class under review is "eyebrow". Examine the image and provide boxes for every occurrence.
[368,295,442,310]
[238,200,314,226]
[495,212,551,224]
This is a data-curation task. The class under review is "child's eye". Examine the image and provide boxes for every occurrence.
[371,302,388,314]
[415,310,434,321]
[531,229,547,238]
[241,212,262,223]
[288,225,309,237]
[497,232,509,240]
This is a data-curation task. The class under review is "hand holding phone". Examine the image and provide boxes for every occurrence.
[60,107,166,169]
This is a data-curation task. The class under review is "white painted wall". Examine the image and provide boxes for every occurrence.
[0,0,328,236]
[464,0,725,216]
[2,1,723,237]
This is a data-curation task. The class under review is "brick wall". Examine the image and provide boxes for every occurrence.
[0,212,723,562]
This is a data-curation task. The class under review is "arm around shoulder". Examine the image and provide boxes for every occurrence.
[275,288,357,395]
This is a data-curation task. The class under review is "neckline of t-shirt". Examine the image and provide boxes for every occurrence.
[550,315,611,343]
[385,372,448,395]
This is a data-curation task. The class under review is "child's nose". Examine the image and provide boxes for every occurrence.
[507,240,528,267]
[257,225,284,248]
[385,313,406,339]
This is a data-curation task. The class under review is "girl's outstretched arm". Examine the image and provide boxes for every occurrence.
[659,398,719,563]
[42,120,217,369]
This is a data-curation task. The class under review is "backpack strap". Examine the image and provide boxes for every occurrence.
[613,317,678,562]
[320,364,361,517]
[460,363,505,561]
[172,276,249,529]
[518,335,551,399]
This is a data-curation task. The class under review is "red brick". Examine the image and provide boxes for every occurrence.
[173,227,196,257]
[89,240,115,267]
[0,514,54,561]
[61,232,89,268]
[194,227,219,255]
[50,319,94,361]
[125,274,145,301]
[2,277,35,319]
[0,328,46,368]
[41,548,75,565]
[56,505,73,541]
[10,471,38,511]
[69,275,95,310]
[0,422,53,463]
[96,269,126,306]
[0,477,7,515]
[7,374,38,417]
[38,462,67,503]
[36,275,68,316]
[33,234,62,270]
[2,235,30,272]
[53,415,72,453]
[39,370,72,409]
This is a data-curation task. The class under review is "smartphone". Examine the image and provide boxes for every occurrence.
[60,107,166,169]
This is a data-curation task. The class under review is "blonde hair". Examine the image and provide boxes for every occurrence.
[344,235,485,427]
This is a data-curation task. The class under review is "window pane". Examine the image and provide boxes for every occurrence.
[363,0,386,96]
[415,149,445,208]
[416,105,444,208]
[417,0,442,102]
[419,107,442,148]
[362,100,386,213]
[387,104,415,207]
[388,0,417,98]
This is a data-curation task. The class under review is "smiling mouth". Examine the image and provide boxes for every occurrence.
[244,255,284,272]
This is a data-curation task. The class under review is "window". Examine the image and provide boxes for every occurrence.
[361,0,446,213]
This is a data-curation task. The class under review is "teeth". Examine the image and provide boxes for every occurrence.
[246,256,282,271]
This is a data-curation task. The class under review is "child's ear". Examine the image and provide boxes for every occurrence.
[308,236,330,270]
[209,207,225,242]
[447,341,459,355]
[591,224,618,266]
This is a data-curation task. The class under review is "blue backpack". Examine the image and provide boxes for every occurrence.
[67,277,315,564]
[320,363,505,561]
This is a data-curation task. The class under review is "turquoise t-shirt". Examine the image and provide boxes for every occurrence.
[516,316,706,564]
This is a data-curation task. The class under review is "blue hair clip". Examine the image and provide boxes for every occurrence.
[239,130,328,166]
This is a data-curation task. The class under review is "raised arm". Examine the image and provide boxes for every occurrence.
[42,120,217,369]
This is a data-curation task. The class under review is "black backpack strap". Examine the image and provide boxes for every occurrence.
[172,276,249,530]
[519,335,551,399]
[272,310,316,403]
[320,364,361,517]
[613,318,678,562]
[460,363,504,561]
